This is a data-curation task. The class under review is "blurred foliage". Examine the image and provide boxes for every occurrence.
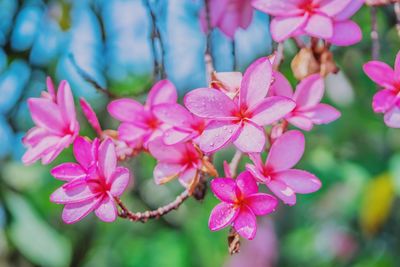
[1,1,400,267]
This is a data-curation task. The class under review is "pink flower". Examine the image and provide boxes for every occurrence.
[363,51,400,128]
[184,57,295,153]
[200,0,254,39]
[208,171,278,240]
[50,137,131,224]
[148,138,205,188]
[252,0,364,46]
[22,77,79,165]
[246,130,321,206]
[210,72,242,99]
[108,80,178,149]
[270,73,341,131]
[80,98,102,136]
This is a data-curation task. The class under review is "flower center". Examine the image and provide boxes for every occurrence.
[300,0,317,14]
[145,116,161,130]
[232,105,252,122]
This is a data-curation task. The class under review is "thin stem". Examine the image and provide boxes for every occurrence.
[68,54,116,98]
[232,39,237,71]
[229,150,242,178]
[273,42,284,70]
[370,6,380,60]
[395,2,400,38]
[115,190,190,223]
[204,0,215,83]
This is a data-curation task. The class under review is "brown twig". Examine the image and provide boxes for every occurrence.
[370,6,380,60]
[115,190,190,223]
[204,0,215,83]
[228,227,241,254]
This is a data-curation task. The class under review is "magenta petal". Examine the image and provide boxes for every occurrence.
[329,20,362,46]
[209,202,238,231]
[199,121,239,153]
[62,198,101,224]
[107,99,144,122]
[146,80,178,107]
[240,57,273,108]
[184,88,236,119]
[153,163,184,184]
[57,81,76,125]
[250,96,295,125]
[22,136,60,165]
[80,98,102,135]
[236,171,258,197]
[304,14,333,39]
[118,123,147,143]
[319,0,353,17]
[50,180,98,204]
[293,74,325,110]
[46,77,56,100]
[267,179,296,206]
[363,61,395,88]
[395,51,400,80]
[384,106,400,128]
[23,127,49,146]
[178,167,197,187]
[303,104,341,124]
[287,115,314,131]
[233,206,257,240]
[274,169,321,194]
[153,103,192,126]
[73,137,93,169]
[252,0,301,16]
[270,15,307,42]
[210,178,237,203]
[266,130,305,172]
[94,195,118,222]
[270,71,293,98]
[334,0,364,20]
[148,138,184,163]
[163,128,192,145]
[98,139,117,181]
[41,135,73,165]
[28,98,64,134]
[233,122,265,153]
[246,163,268,183]
[245,193,278,216]
[51,163,86,181]
[109,167,131,196]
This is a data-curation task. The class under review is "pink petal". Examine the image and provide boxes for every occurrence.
[153,163,184,184]
[23,127,50,146]
[303,103,341,124]
[209,202,238,231]
[153,103,192,126]
[304,14,333,39]
[163,128,192,145]
[46,77,56,100]
[269,71,293,98]
[287,115,314,131]
[250,96,295,125]
[211,72,242,95]
[40,135,73,165]
[329,20,362,46]
[146,80,178,107]
[178,167,197,187]
[50,180,99,204]
[94,195,118,222]
[334,0,364,20]
[118,123,147,143]
[80,98,102,135]
[274,169,321,194]
[73,137,94,169]
[148,138,185,163]
[218,0,254,38]
[395,51,400,79]
[57,81,76,126]
[22,136,60,165]
[318,0,353,17]
[293,74,325,109]
[223,161,232,177]
[233,122,265,153]
[236,171,258,198]
[199,121,240,153]
[267,179,296,205]
[384,106,400,128]
[266,130,305,172]
[245,193,278,216]
[252,0,301,16]
[109,167,131,196]
[246,163,268,183]
[107,99,144,122]
[210,178,237,203]
[240,57,273,108]
[98,138,117,181]
[363,61,395,88]
[51,163,86,181]
[27,98,64,134]
[62,198,100,224]
[233,206,257,240]
[270,15,307,42]
[184,88,236,119]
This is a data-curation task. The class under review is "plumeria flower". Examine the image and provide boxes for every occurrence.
[246,130,321,205]
[108,80,178,149]
[148,138,216,192]
[153,103,206,145]
[209,171,278,240]
[363,51,400,128]
[50,137,131,224]
[252,0,364,46]
[269,73,341,131]
[22,77,79,165]
[200,0,254,39]
[185,57,295,153]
